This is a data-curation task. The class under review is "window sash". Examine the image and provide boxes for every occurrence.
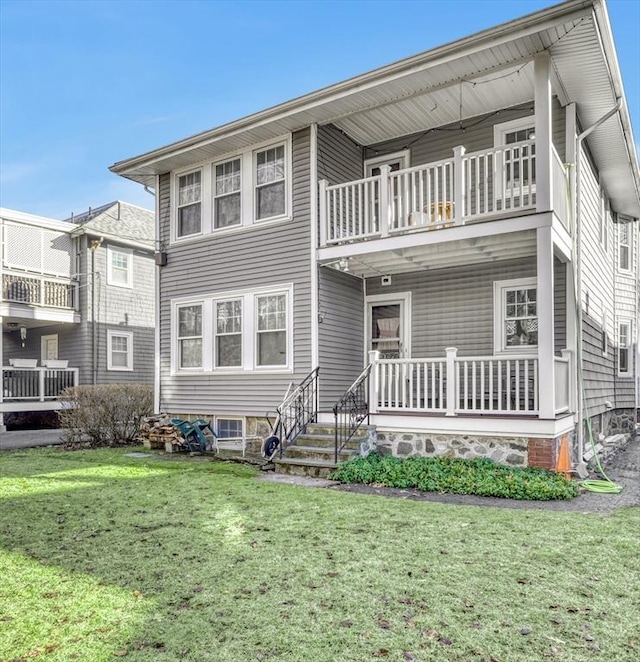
[177,304,203,368]
[177,171,202,237]
[214,159,242,229]
[255,145,286,220]
[256,294,287,366]
[216,418,243,439]
[215,300,242,367]
[108,332,132,370]
[503,287,537,348]
[619,322,631,374]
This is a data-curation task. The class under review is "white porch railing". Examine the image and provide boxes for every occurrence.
[2,271,78,310]
[371,349,543,416]
[1,367,79,402]
[320,141,568,246]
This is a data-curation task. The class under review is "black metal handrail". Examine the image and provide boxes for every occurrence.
[333,364,372,464]
[274,367,320,459]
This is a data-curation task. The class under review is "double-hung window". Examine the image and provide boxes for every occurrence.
[107,246,132,288]
[177,304,203,369]
[494,278,538,353]
[618,321,632,376]
[107,330,133,371]
[256,293,287,366]
[619,222,631,271]
[214,159,241,229]
[177,170,202,238]
[255,145,286,220]
[215,299,242,367]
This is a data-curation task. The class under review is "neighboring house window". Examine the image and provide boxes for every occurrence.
[493,278,537,353]
[177,304,203,368]
[255,145,286,220]
[171,285,292,373]
[107,246,133,288]
[618,321,632,376]
[177,170,202,238]
[214,159,241,229]
[256,293,287,366]
[107,330,133,371]
[619,222,631,271]
[215,299,242,367]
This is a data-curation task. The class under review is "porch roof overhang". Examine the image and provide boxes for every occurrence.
[110,0,639,218]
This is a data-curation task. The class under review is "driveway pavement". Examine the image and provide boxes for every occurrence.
[0,428,64,450]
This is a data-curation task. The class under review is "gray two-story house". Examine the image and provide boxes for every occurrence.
[1,201,155,430]
[111,0,639,472]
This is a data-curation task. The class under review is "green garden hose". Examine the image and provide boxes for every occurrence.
[580,413,623,494]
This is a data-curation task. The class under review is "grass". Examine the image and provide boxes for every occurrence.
[0,447,638,662]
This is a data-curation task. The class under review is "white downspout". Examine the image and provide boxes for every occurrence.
[573,97,622,461]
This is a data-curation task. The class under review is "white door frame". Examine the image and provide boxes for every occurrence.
[364,149,410,177]
[41,334,59,361]
[365,292,412,361]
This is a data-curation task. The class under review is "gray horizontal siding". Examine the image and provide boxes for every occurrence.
[554,257,566,356]
[366,256,537,357]
[318,267,365,410]
[158,128,312,416]
[317,124,363,184]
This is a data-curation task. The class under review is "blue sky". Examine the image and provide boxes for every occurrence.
[1,0,638,219]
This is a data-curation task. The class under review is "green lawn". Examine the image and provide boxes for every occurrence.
[0,448,638,662]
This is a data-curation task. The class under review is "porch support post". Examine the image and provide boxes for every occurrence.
[319,179,328,247]
[368,350,380,414]
[537,226,555,418]
[38,368,45,403]
[561,349,574,414]
[534,51,553,213]
[379,165,391,238]
[453,145,466,225]
[445,347,458,416]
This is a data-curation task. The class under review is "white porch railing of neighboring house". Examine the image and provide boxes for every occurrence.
[1,367,79,402]
[320,141,568,245]
[1,271,78,310]
[370,348,572,418]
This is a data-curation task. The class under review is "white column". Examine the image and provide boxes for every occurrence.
[537,226,555,418]
[368,350,380,414]
[319,178,328,247]
[534,51,553,213]
[445,347,458,416]
[453,145,466,225]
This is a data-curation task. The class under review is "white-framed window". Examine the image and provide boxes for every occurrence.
[618,222,631,272]
[107,330,133,371]
[171,284,293,374]
[107,246,133,288]
[494,117,536,192]
[215,417,244,441]
[172,136,291,242]
[177,303,203,369]
[177,170,202,238]
[493,277,538,353]
[618,320,632,376]
[215,299,242,368]
[255,144,287,221]
[256,293,288,367]
[214,158,241,229]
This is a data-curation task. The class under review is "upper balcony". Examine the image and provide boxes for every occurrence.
[319,139,569,250]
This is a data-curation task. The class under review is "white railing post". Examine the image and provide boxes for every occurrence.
[38,368,45,402]
[534,51,552,212]
[368,350,380,414]
[379,165,391,238]
[319,179,328,246]
[453,145,466,224]
[445,347,458,416]
[561,349,573,413]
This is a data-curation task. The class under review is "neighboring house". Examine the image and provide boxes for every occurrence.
[0,201,155,430]
[111,0,639,471]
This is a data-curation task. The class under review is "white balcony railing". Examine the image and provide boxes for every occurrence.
[1,272,78,310]
[371,349,548,417]
[320,141,568,246]
[1,366,79,402]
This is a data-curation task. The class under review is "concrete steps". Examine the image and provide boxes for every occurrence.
[272,423,374,478]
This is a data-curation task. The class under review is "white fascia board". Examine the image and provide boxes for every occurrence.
[110,1,593,178]
[0,208,73,233]
[69,228,153,252]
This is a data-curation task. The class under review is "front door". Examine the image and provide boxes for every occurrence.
[41,334,58,362]
[366,293,411,360]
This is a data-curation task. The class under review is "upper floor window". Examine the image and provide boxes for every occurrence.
[493,278,537,353]
[172,137,290,243]
[619,222,631,271]
[255,145,286,220]
[107,246,132,288]
[214,159,241,229]
[177,170,202,238]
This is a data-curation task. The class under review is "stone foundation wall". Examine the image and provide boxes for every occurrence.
[376,431,529,467]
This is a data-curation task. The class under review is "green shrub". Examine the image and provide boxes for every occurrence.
[329,453,578,500]
[57,384,153,446]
